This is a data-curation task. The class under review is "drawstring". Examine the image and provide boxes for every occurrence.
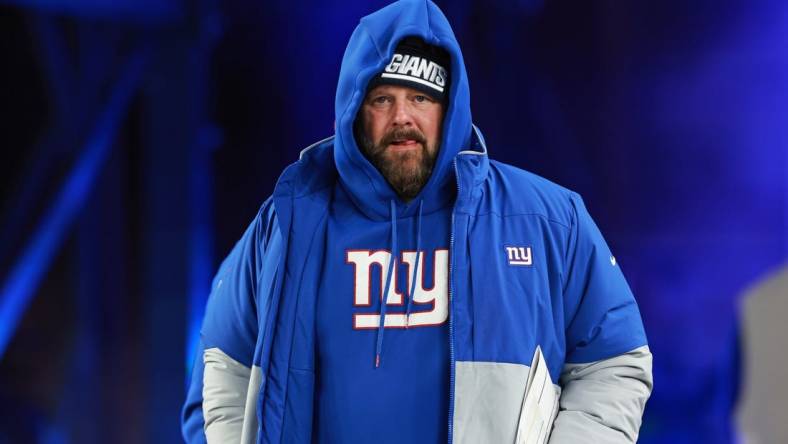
[405,200,423,327]
[374,199,424,368]
[375,200,398,368]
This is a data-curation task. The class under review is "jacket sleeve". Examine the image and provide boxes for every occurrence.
[181,199,279,443]
[548,194,653,443]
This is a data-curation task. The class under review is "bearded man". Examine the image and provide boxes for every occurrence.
[182,1,653,443]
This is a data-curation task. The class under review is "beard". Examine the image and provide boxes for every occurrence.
[356,126,439,202]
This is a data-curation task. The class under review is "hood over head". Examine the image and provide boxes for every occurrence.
[334,0,472,220]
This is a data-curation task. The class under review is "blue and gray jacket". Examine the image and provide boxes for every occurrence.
[182,1,653,443]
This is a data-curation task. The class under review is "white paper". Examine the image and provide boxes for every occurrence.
[514,346,560,444]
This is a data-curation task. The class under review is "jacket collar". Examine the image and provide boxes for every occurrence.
[275,125,489,212]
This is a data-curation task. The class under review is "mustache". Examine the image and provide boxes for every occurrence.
[379,127,427,148]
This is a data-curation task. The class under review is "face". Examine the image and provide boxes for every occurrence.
[356,84,444,201]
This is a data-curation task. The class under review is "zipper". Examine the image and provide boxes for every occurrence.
[447,157,461,444]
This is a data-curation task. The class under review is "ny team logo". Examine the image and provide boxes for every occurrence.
[346,249,449,329]
[506,245,533,266]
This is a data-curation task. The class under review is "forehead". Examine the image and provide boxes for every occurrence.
[365,84,436,99]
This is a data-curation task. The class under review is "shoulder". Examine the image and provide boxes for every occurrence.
[481,159,581,229]
[275,136,338,199]
[255,197,280,251]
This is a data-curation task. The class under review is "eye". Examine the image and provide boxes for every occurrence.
[414,95,430,103]
[372,95,391,105]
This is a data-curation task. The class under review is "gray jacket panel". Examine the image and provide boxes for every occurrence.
[549,345,653,444]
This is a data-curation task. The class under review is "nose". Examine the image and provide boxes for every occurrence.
[392,100,413,127]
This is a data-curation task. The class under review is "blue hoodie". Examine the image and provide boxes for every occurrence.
[333,0,471,220]
[314,2,473,441]
[183,1,651,443]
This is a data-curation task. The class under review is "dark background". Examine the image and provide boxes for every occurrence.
[0,0,785,442]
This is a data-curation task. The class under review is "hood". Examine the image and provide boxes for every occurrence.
[333,0,473,220]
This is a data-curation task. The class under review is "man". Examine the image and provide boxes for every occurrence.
[182,1,653,443]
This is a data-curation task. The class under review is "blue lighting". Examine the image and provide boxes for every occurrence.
[0,49,149,359]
